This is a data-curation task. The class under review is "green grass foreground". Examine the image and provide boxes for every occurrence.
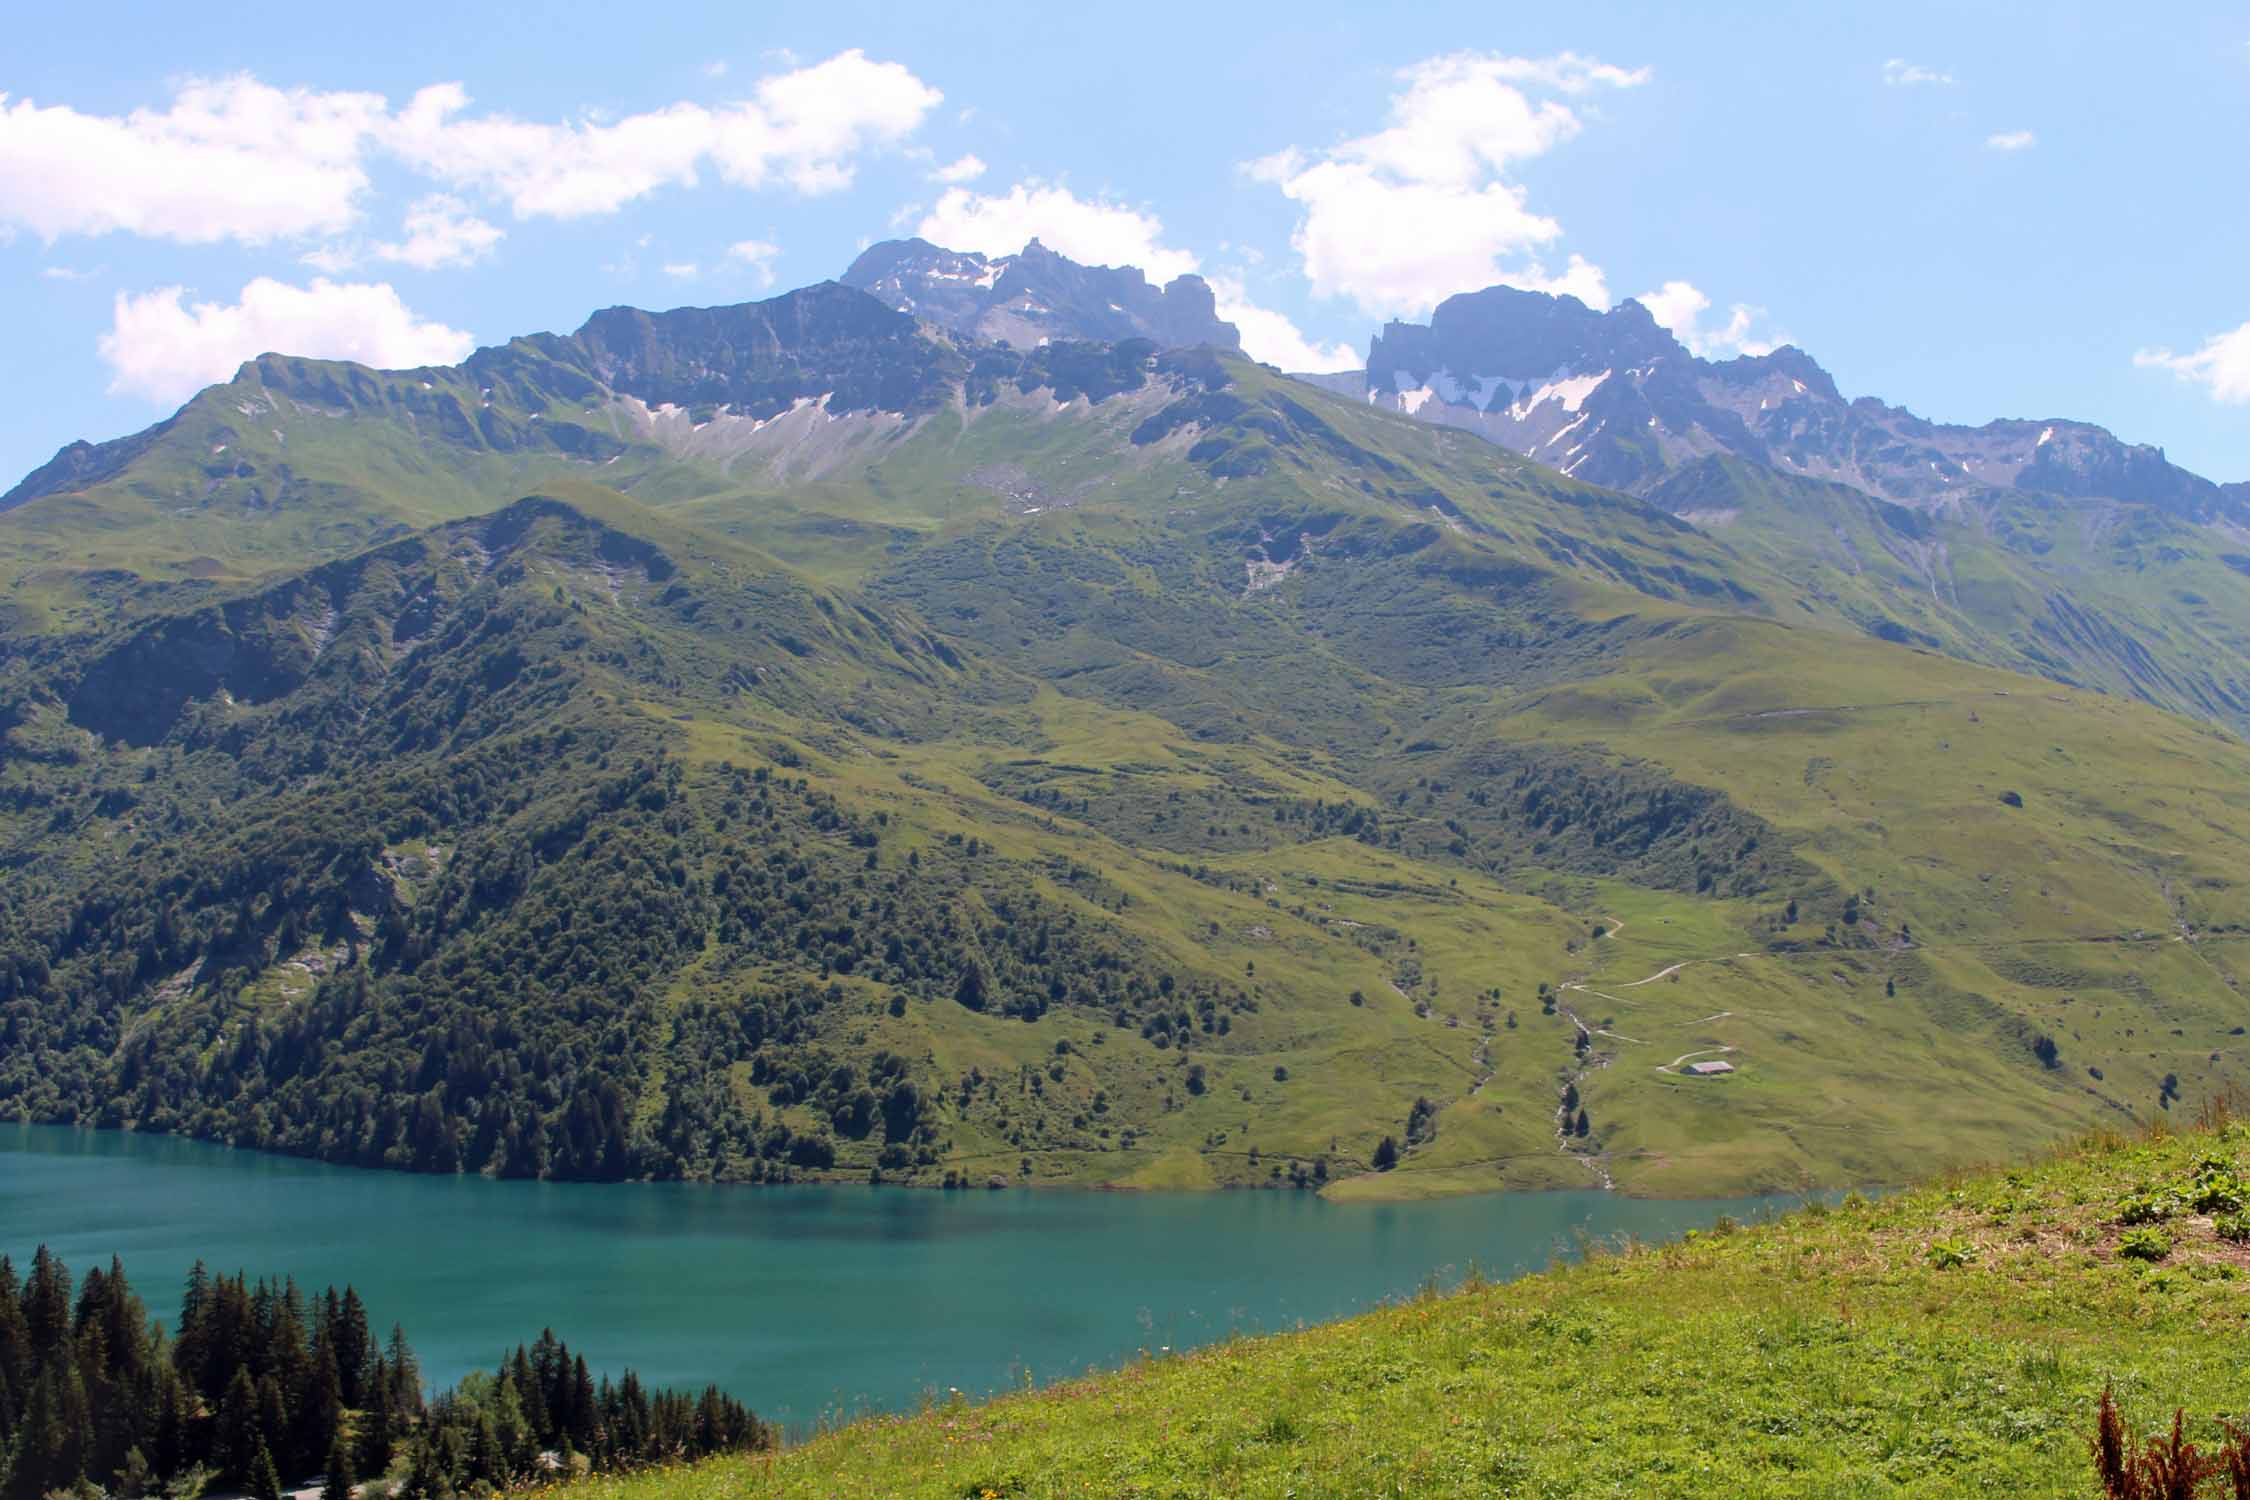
[556,1116,2249,1498]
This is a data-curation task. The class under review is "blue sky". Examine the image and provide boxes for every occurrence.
[4,0,2246,486]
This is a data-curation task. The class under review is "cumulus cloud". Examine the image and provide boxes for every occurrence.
[387,49,942,217]
[1881,59,1956,86]
[726,238,782,289]
[1,52,940,246]
[374,194,503,269]
[917,183,1199,281]
[1637,279,1782,358]
[1985,129,2037,151]
[930,153,986,184]
[916,182,1353,372]
[99,278,474,403]
[2136,322,2250,404]
[1248,51,1645,317]
[0,76,385,244]
[1207,275,1359,372]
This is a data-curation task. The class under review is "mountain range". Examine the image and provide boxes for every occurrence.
[0,238,2244,1201]
[1311,284,2249,520]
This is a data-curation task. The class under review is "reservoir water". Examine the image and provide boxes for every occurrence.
[2,1123,1780,1427]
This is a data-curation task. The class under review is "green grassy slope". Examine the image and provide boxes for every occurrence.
[8,446,2250,1199]
[1648,454,2250,734]
[6,328,2250,1200]
[562,1116,2250,1498]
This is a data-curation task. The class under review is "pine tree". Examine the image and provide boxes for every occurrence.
[952,958,992,1011]
[249,1435,284,1500]
[567,1354,599,1456]
[355,1358,395,1481]
[1574,1108,1591,1138]
[212,1366,261,1482]
[385,1325,422,1415]
[296,1340,344,1479]
[256,1374,291,1479]
[22,1246,73,1358]
[320,1434,355,1500]
[334,1289,373,1408]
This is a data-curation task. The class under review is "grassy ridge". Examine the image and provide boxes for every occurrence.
[10,343,2250,1201]
[562,1116,2250,1498]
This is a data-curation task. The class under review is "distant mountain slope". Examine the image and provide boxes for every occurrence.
[6,355,2250,1198]
[1329,284,2242,523]
[0,282,1186,629]
[843,237,1241,351]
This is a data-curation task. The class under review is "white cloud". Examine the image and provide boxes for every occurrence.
[726,238,782,289]
[1208,275,1358,371]
[702,60,729,79]
[915,181,1354,373]
[3,52,939,248]
[1985,129,2037,151]
[1637,279,1782,358]
[930,153,986,184]
[1882,59,1956,86]
[2136,322,2250,404]
[661,262,699,279]
[98,277,474,404]
[384,50,940,216]
[917,183,1199,281]
[374,194,503,269]
[0,76,385,244]
[1249,51,1645,317]
[40,264,99,282]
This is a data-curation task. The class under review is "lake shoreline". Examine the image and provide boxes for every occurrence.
[9,1116,1818,1202]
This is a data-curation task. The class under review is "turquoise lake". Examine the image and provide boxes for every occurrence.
[1,1123,1783,1428]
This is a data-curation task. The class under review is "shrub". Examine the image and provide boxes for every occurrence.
[2116,1192,2180,1226]
[1926,1238,1977,1270]
[2188,1168,2245,1215]
[2118,1227,2173,1263]
[2215,1212,2250,1244]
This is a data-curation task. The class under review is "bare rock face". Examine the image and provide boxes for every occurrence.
[843,237,1241,354]
[1333,285,2240,522]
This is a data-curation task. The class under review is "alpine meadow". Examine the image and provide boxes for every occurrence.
[3,11,2248,1496]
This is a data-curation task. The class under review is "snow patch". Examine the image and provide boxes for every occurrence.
[1507,369,1609,421]
[1542,413,1589,450]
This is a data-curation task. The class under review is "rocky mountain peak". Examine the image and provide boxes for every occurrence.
[842,237,1240,352]
[1330,284,2237,520]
